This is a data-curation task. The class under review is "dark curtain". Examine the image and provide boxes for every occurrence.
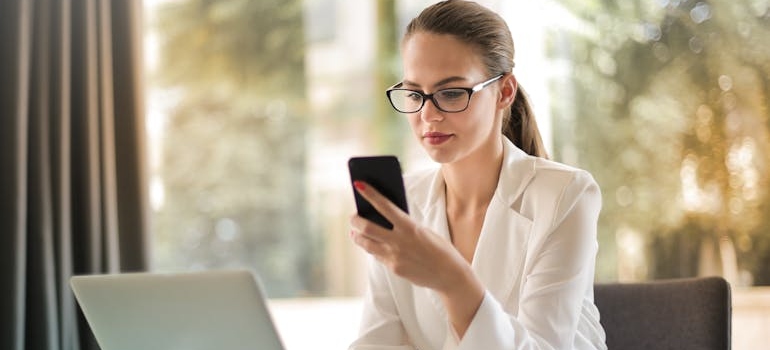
[0,0,149,349]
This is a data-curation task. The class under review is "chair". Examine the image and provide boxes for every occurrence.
[594,277,731,350]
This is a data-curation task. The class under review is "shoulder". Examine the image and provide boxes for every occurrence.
[499,139,599,204]
[525,157,602,225]
[500,144,601,226]
[530,157,598,192]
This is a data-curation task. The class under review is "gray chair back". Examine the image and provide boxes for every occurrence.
[594,277,731,350]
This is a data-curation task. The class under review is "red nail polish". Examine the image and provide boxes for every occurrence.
[353,181,366,191]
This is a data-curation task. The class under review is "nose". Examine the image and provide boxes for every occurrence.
[419,97,444,122]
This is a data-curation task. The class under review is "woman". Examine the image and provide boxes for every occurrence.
[348,1,606,349]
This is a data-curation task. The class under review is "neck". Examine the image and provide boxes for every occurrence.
[441,138,505,213]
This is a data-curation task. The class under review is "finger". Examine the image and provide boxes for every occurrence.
[350,230,388,257]
[350,214,389,243]
[353,181,410,226]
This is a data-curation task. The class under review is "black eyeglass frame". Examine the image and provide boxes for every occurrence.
[385,74,505,114]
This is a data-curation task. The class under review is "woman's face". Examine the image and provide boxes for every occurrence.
[400,32,505,165]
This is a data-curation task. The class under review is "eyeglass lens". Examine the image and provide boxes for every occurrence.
[389,88,470,113]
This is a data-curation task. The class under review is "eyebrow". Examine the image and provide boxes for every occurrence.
[402,76,468,89]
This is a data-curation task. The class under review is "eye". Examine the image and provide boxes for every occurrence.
[405,91,423,102]
[437,89,467,101]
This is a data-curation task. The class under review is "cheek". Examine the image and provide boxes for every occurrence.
[464,100,500,132]
[407,114,422,135]
[479,98,504,130]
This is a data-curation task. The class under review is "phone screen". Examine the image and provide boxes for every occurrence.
[348,156,409,229]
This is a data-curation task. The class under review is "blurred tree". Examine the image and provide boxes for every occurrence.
[374,0,404,155]
[151,0,322,296]
[550,0,770,284]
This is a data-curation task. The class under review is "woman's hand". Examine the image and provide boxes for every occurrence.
[349,181,485,337]
[348,181,463,289]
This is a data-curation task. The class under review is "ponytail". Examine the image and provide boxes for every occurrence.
[503,85,548,158]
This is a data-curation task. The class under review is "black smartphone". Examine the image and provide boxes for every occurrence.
[348,156,409,230]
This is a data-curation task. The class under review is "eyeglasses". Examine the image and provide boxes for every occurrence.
[385,74,504,114]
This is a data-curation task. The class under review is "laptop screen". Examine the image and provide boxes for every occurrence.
[70,270,285,350]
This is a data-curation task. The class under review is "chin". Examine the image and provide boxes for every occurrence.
[424,148,459,164]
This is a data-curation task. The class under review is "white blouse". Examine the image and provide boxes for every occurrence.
[349,139,607,350]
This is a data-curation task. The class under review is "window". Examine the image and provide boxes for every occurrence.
[144,0,769,348]
[546,0,770,285]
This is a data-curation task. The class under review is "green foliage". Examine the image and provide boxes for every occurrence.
[154,0,306,95]
[373,0,405,155]
[151,0,319,296]
[551,0,770,283]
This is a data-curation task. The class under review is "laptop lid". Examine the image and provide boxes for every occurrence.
[70,269,285,350]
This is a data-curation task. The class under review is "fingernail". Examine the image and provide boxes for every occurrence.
[353,181,366,191]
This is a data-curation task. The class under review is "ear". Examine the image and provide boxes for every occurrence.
[497,73,517,109]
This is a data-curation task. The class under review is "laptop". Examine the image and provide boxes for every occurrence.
[70,269,286,350]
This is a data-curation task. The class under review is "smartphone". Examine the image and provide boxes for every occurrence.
[348,156,409,230]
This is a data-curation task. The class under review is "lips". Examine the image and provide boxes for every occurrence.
[423,131,453,145]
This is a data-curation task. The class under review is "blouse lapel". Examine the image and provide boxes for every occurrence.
[470,140,537,306]
[414,139,538,311]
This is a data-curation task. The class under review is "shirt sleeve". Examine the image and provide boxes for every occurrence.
[349,255,416,350]
[447,171,604,350]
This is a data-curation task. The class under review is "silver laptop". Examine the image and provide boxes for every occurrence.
[70,269,286,350]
